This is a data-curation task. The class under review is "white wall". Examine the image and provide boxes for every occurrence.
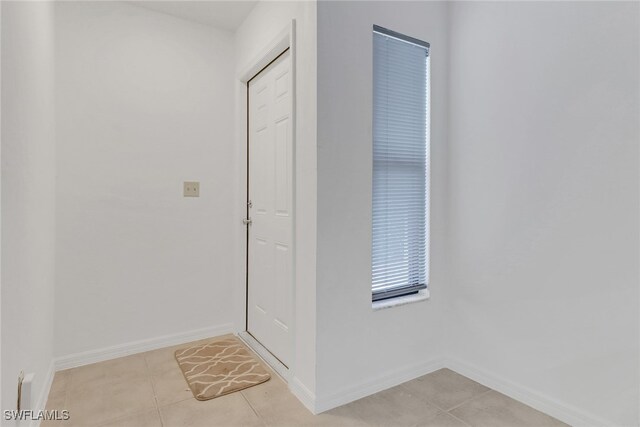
[447,2,639,426]
[1,0,56,416]
[54,2,237,359]
[234,0,318,406]
[316,1,450,409]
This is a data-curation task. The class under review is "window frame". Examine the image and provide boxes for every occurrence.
[371,25,431,303]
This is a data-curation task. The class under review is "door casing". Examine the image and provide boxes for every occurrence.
[236,21,296,382]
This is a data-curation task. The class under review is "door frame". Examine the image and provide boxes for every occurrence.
[236,20,296,382]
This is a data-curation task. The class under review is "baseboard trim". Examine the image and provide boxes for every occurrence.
[290,376,318,414]
[32,359,56,427]
[54,323,235,371]
[314,357,446,414]
[446,358,613,427]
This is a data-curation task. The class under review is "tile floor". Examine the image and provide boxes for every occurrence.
[44,335,568,427]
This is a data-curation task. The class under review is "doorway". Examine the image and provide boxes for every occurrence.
[244,48,293,371]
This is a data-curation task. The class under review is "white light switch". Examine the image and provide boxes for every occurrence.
[183,181,200,197]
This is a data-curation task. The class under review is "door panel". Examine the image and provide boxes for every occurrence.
[247,49,292,367]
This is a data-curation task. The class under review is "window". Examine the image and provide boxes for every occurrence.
[372,25,430,302]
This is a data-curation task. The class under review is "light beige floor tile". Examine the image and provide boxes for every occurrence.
[98,409,162,427]
[66,362,107,391]
[331,385,443,427]
[450,391,567,427]
[101,353,149,383]
[50,370,72,395]
[243,376,366,427]
[416,412,470,427]
[143,346,179,376]
[241,377,317,426]
[160,393,263,427]
[151,368,193,406]
[40,409,73,427]
[66,376,156,426]
[45,389,68,411]
[41,420,70,427]
[144,342,199,376]
[401,369,490,411]
[66,354,149,391]
[313,406,369,427]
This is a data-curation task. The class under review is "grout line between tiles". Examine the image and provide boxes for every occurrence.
[144,354,159,400]
[156,405,165,427]
[397,382,452,414]
[142,351,167,427]
[446,389,493,413]
[398,377,493,415]
[145,349,180,427]
[240,391,264,423]
[446,410,473,427]
[94,405,157,427]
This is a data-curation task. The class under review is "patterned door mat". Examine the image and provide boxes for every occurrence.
[175,336,271,400]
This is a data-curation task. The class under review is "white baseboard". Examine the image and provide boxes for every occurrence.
[314,357,446,414]
[31,359,56,427]
[446,358,613,427]
[54,323,235,371]
[289,376,318,414]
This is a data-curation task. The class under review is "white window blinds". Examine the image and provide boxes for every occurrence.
[372,25,430,302]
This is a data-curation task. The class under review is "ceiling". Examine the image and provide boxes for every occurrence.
[129,1,258,31]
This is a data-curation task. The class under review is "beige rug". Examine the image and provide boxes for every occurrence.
[175,337,271,401]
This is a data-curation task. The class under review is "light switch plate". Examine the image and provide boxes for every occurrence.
[183,181,200,197]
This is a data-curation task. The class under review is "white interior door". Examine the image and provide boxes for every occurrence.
[247,49,293,367]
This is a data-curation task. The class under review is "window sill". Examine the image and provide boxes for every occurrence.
[372,289,430,311]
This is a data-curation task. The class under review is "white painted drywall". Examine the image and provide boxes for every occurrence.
[54,2,237,358]
[447,2,639,426]
[1,0,56,416]
[130,1,258,32]
[316,1,450,407]
[234,0,318,404]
